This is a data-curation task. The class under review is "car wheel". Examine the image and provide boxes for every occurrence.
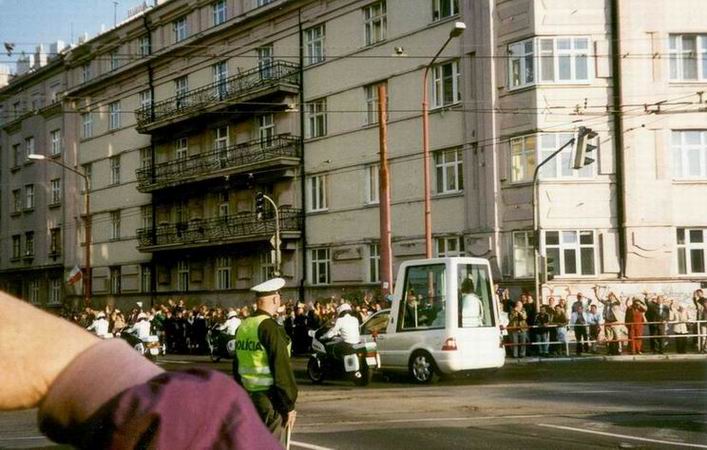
[307,356,325,384]
[408,351,439,384]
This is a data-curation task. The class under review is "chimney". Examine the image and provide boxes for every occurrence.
[0,64,10,88]
[34,44,48,68]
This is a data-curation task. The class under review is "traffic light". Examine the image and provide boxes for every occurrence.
[255,192,265,219]
[573,126,598,170]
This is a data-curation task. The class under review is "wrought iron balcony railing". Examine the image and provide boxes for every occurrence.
[136,135,301,192]
[135,60,300,131]
[137,208,302,250]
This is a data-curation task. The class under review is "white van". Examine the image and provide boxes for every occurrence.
[360,257,505,383]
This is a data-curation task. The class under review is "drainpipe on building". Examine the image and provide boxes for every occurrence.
[298,9,307,302]
[610,0,627,279]
[144,14,157,307]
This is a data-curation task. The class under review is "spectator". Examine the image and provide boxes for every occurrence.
[596,288,623,355]
[647,295,670,354]
[571,292,589,313]
[547,296,559,356]
[508,300,528,359]
[587,304,602,353]
[522,294,537,356]
[570,304,590,356]
[293,304,310,355]
[553,303,569,356]
[625,296,647,355]
[693,289,707,353]
[671,303,690,354]
[535,305,551,357]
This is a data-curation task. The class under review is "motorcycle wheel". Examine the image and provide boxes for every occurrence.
[353,360,372,387]
[134,342,145,355]
[210,351,221,363]
[307,356,325,384]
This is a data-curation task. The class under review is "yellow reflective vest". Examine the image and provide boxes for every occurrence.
[235,315,273,392]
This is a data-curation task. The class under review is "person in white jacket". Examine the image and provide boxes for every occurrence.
[219,311,242,336]
[127,313,152,340]
[86,312,111,338]
[322,303,360,359]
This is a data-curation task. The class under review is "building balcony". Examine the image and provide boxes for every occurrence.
[136,135,301,193]
[136,208,302,252]
[135,60,300,133]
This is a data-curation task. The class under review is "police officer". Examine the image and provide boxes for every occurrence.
[233,278,297,445]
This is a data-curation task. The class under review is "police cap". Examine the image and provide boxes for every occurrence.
[251,277,285,298]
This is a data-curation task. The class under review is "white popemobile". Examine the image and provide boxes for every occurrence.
[360,257,506,383]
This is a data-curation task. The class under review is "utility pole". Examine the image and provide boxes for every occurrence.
[377,84,393,295]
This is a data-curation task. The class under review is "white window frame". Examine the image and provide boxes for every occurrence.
[510,132,594,183]
[12,189,21,213]
[50,228,61,255]
[672,130,707,179]
[25,137,35,160]
[260,251,275,282]
[141,205,153,229]
[214,126,229,150]
[50,178,61,204]
[677,228,707,275]
[304,25,325,65]
[258,114,275,147]
[25,184,34,209]
[81,112,93,139]
[256,0,274,6]
[431,60,461,108]
[512,231,535,278]
[110,267,121,294]
[434,148,464,194]
[110,49,120,71]
[213,61,229,99]
[365,164,380,204]
[508,37,591,90]
[433,0,459,21]
[110,156,121,185]
[175,76,189,98]
[13,144,22,167]
[435,236,465,257]
[213,0,227,26]
[308,174,327,212]
[81,63,91,83]
[177,260,190,292]
[138,35,150,57]
[173,16,188,43]
[669,34,707,81]
[28,280,40,304]
[175,137,189,160]
[365,81,388,125]
[310,248,331,285]
[257,45,274,78]
[25,231,35,256]
[140,146,152,169]
[306,99,327,138]
[364,1,387,46]
[368,243,380,283]
[50,129,62,155]
[111,210,121,240]
[109,101,121,130]
[12,235,21,259]
[49,278,62,305]
[543,230,597,277]
[218,192,230,217]
[216,256,232,290]
[138,89,152,111]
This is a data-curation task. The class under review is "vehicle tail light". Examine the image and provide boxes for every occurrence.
[499,324,505,331]
[441,337,457,351]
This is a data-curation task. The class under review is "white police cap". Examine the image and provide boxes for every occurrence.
[251,277,286,297]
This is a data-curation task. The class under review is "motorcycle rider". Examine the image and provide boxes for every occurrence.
[220,310,242,336]
[86,312,110,338]
[321,303,360,360]
[126,312,152,340]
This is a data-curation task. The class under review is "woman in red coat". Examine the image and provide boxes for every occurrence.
[625,296,647,354]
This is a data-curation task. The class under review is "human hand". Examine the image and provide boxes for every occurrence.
[286,410,297,429]
[0,291,98,410]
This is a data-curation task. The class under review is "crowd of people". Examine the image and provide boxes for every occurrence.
[503,286,707,358]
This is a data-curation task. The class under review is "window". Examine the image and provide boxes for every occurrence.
[25,137,35,161]
[256,0,274,6]
[175,137,188,160]
[364,1,387,46]
[13,144,21,168]
[110,156,120,185]
[399,263,446,329]
[141,265,152,293]
[50,178,61,205]
[50,227,61,255]
[110,210,121,240]
[110,49,120,71]
[544,230,596,277]
[214,126,229,149]
[213,61,229,99]
[82,163,92,191]
[213,0,227,25]
[24,184,34,210]
[81,112,92,139]
[436,236,465,257]
[25,231,35,257]
[306,99,327,138]
[512,231,535,278]
[218,192,230,217]
[141,205,153,229]
[432,60,461,108]
[672,130,707,179]
[49,279,62,305]
[510,133,593,182]
[304,25,325,65]
[177,261,190,291]
[457,263,495,328]
[368,243,380,282]
[435,148,463,193]
[175,76,189,108]
[28,280,40,304]
[308,174,327,211]
[310,248,330,285]
[12,235,21,259]
[257,45,273,79]
[508,37,590,89]
[110,267,121,294]
[677,228,707,274]
[81,63,91,83]
[138,89,152,111]
[258,114,275,147]
[365,81,388,125]
[173,16,188,42]
[216,256,232,289]
[433,0,458,21]
[365,164,380,204]
[669,35,707,81]
[109,101,121,130]
[261,251,275,282]
[50,129,62,155]
[138,35,151,57]
[140,146,152,169]
[12,189,21,213]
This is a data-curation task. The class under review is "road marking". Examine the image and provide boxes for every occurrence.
[538,423,707,448]
[290,441,335,450]
[301,414,546,427]
[0,436,47,441]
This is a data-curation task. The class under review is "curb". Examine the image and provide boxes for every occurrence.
[505,353,707,364]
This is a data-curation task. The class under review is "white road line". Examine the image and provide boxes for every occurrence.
[538,423,707,448]
[0,436,47,441]
[301,414,546,427]
[290,440,336,450]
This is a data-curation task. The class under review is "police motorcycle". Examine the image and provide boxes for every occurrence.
[306,306,380,387]
[118,313,163,360]
[207,323,236,362]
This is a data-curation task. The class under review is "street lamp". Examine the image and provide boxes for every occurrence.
[421,21,466,257]
[29,154,92,307]
[256,192,282,277]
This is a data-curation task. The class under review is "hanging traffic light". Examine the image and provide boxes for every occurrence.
[255,192,265,219]
[573,126,598,170]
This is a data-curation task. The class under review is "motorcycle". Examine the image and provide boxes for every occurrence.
[306,327,379,386]
[207,325,236,362]
[119,330,163,360]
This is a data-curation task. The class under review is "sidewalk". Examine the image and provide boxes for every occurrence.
[505,353,707,364]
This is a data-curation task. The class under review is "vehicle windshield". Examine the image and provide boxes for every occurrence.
[458,263,495,327]
[361,311,390,335]
[399,264,446,330]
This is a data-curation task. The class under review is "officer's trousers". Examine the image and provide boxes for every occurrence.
[249,391,286,446]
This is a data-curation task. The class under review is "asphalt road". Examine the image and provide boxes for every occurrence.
[1,356,705,449]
